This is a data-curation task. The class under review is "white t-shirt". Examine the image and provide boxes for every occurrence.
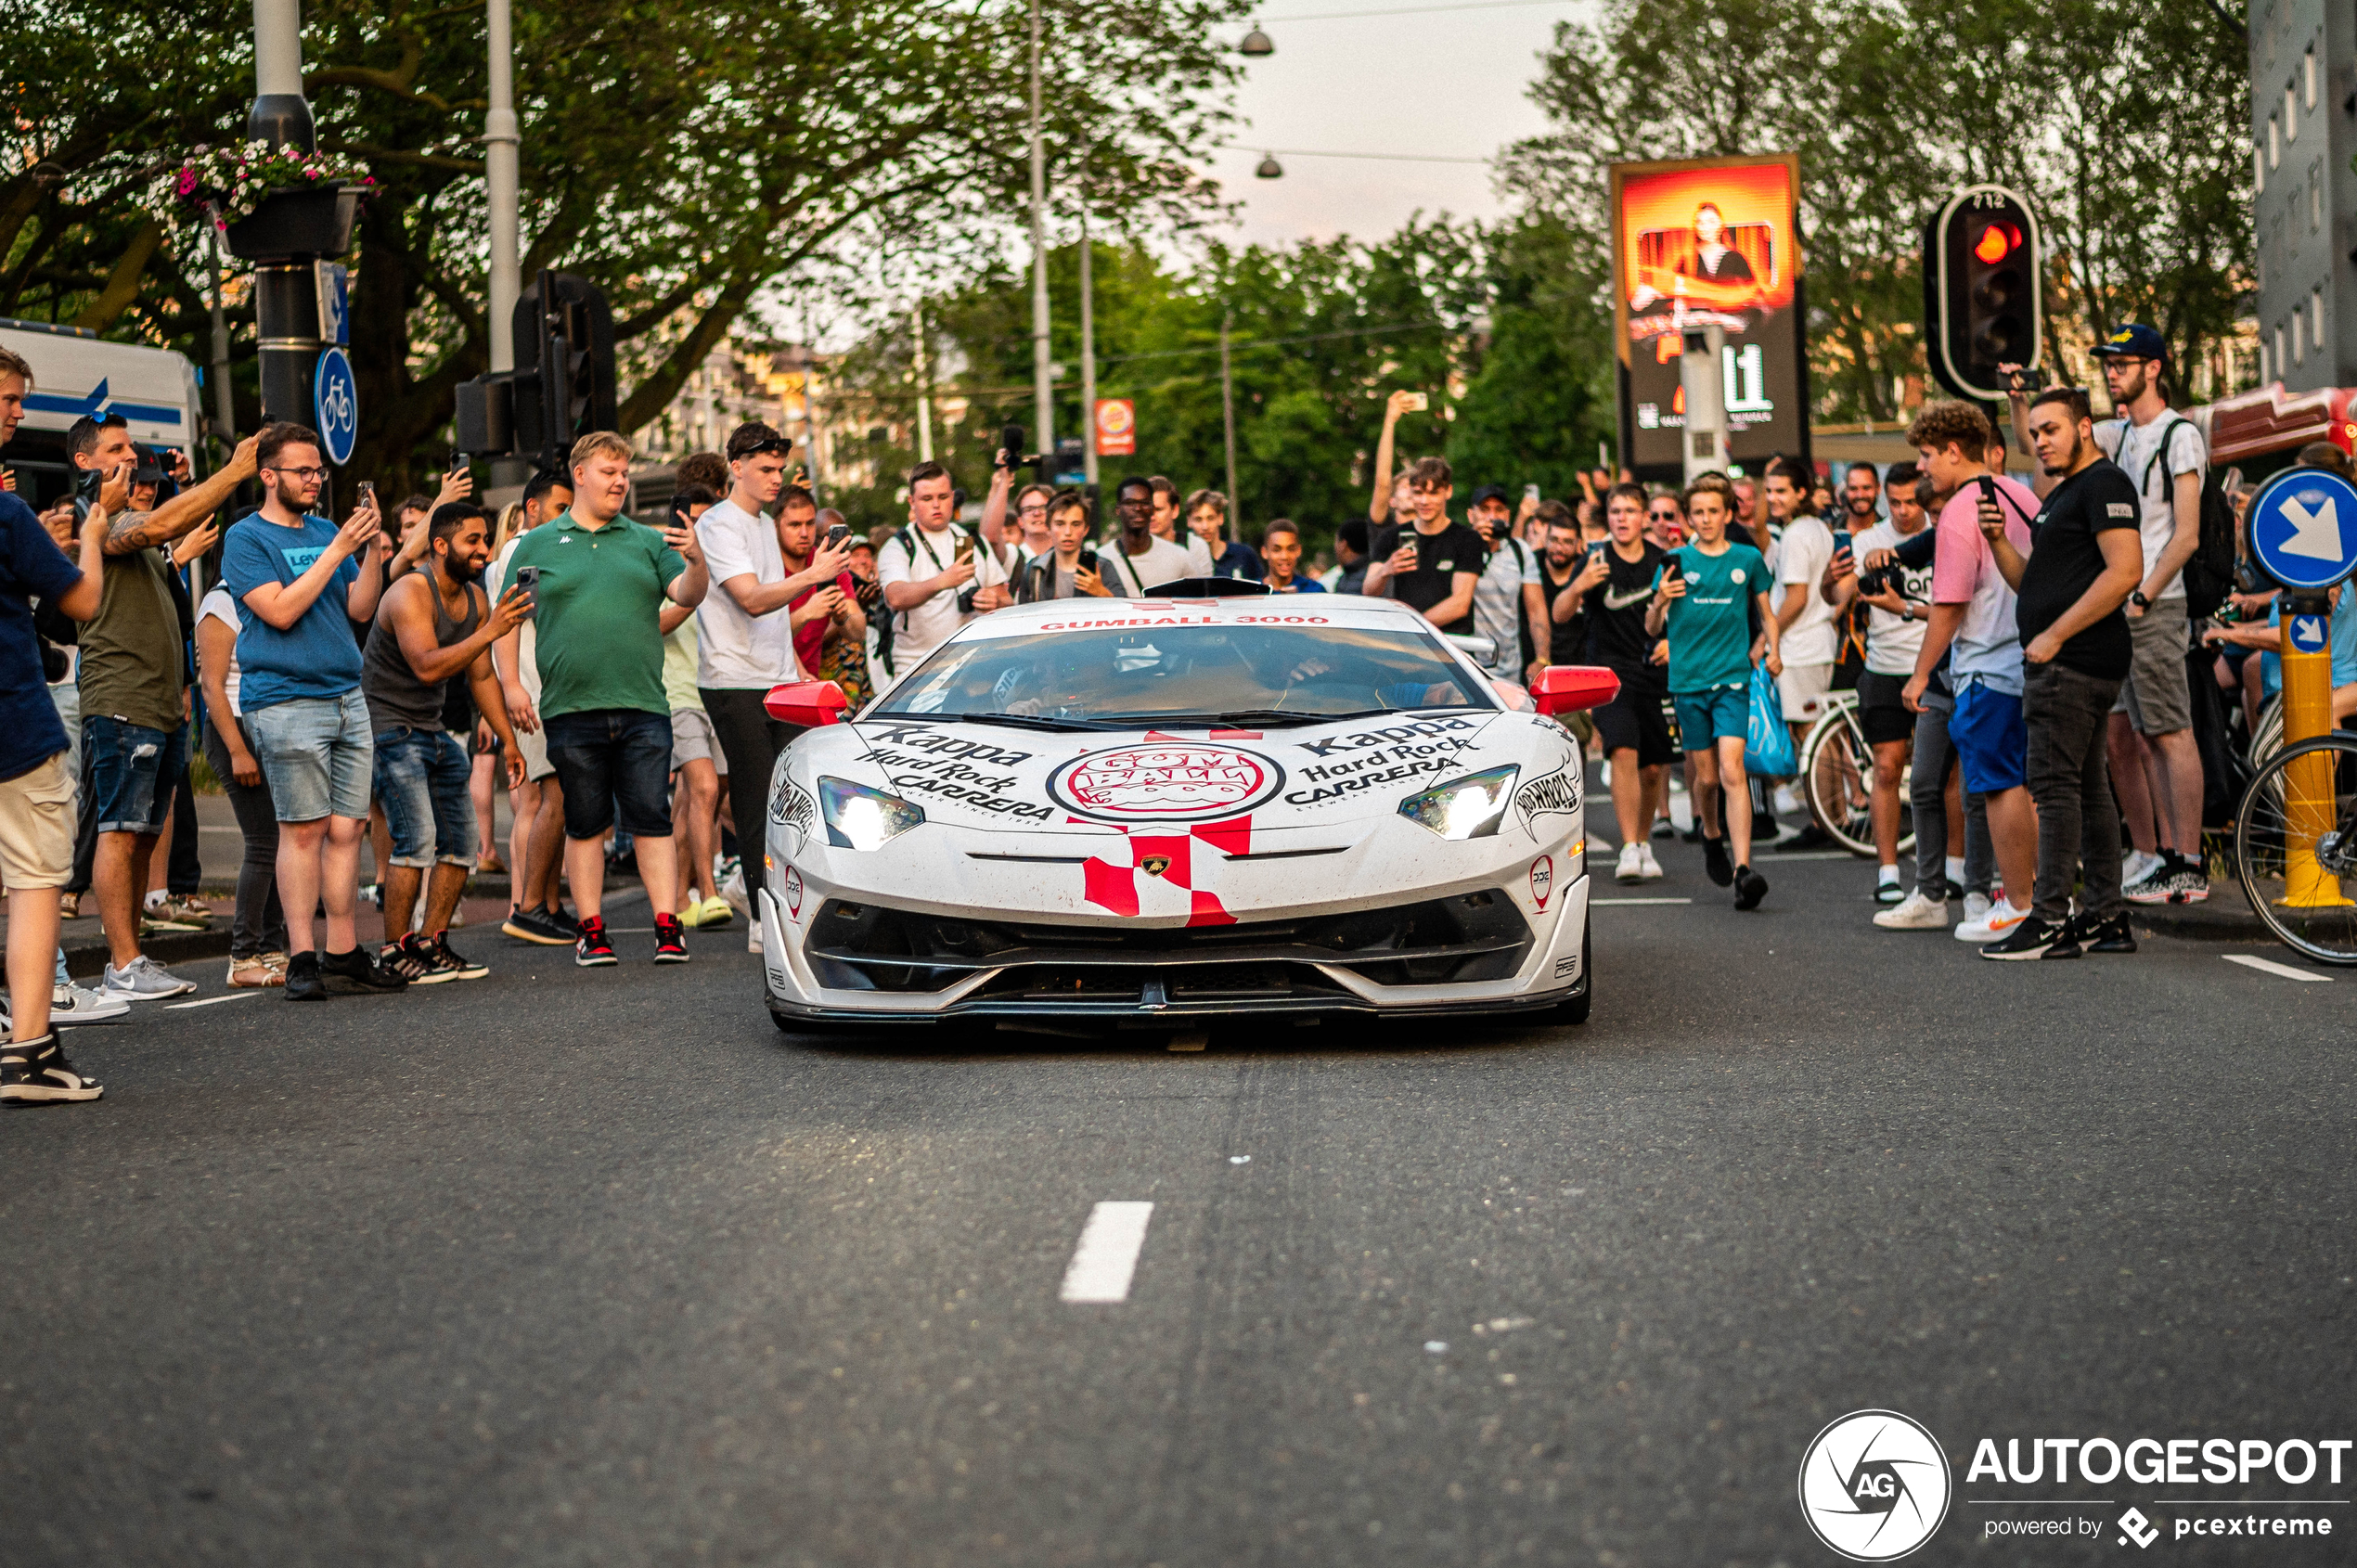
[198,585,243,716]
[2094,414,2207,600]
[694,497,801,688]
[1469,536,1539,678]
[489,534,542,702]
[1094,535,1196,597]
[1850,521,1934,676]
[877,521,1009,668]
[1774,513,1839,667]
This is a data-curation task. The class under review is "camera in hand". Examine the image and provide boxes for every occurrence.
[999,424,1030,473]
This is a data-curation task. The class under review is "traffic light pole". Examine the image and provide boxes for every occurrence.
[248,0,319,428]
[1025,0,1054,462]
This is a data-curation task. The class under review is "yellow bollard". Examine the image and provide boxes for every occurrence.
[2277,606,2351,907]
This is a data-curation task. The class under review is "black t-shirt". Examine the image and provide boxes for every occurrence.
[1372,521,1484,634]
[1540,555,1584,660]
[1582,541,1668,678]
[2016,460,2140,680]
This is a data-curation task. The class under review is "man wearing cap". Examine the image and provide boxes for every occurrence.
[2011,327,2209,904]
[1464,484,1549,685]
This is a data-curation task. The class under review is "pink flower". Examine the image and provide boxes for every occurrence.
[175,168,197,196]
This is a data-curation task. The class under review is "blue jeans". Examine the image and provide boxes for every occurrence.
[246,689,374,823]
[82,714,184,835]
[373,727,476,869]
[544,708,674,842]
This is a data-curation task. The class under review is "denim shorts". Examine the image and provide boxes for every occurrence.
[83,714,186,835]
[544,708,675,842]
[1672,685,1749,749]
[1951,679,2028,795]
[246,689,375,823]
[373,727,476,869]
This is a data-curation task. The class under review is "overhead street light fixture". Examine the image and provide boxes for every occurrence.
[1256,152,1284,178]
[1240,24,1275,53]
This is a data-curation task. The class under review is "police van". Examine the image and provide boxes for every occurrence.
[0,317,207,507]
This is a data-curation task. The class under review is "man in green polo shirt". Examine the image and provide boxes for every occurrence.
[500,431,707,966]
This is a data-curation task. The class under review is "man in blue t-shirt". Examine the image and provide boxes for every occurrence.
[1646,482,1781,909]
[221,422,405,1001]
[0,344,110,1103]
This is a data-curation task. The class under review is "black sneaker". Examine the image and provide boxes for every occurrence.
[652,914,690,964]
[2,1032,103,1107]
[1733,864,1768,910]
[424,933,489,981]
[285,949,327,1001]
[1776,823,1837,853]
[501,905,572,945]
[2068,911,2138,955]
[1981,913,2074,959]
[2160,852,2210,905]
[380,936,440,985]
[1702,835,1734,887]
[575,917,618,967]
[320,946,408,993]
[1651,816,1674,839]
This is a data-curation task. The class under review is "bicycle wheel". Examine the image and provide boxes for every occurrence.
[2234,733,2357,965]
[1800,700,1913,857]
[2248,693,2286,812]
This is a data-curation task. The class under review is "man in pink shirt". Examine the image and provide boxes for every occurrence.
[1902,402,2042,945]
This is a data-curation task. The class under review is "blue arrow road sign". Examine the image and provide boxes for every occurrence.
[2248,466,2357,592]
[314,347,358,467]
[2289,612,2328,653]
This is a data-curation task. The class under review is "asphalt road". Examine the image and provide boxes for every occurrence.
[6,794,2354,1567]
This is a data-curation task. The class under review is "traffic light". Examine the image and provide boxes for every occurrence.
[1923,186,2041,404]
[453,271,617,470]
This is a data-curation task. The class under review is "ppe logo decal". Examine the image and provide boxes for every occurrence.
[782,865,804,920]
[1529,856,1552,909]
[1797,1409,1951,1561]
[1049,743,1283,823]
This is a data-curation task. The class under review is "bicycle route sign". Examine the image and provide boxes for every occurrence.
[313,346,359,468]
[2248,466,2357,592]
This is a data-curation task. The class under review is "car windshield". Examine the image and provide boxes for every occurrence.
[874,623,1497,726]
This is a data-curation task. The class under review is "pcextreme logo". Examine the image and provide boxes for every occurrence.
[1798,1409,1953,1561]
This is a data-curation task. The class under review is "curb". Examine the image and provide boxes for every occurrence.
[2128,881,2270,944]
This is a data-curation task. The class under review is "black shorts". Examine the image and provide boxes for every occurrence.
[1856,671,1914,746]
[545,708,676,842]
[1591,674,1676,767]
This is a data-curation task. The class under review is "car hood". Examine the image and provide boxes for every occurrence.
[784,709,1581,838]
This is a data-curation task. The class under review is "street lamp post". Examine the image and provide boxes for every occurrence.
[1219,308,1239,524]
[912,300,934,463]
[248,0,317,426]
[1078,198,1096,487]
[1026,0,1053,461]
[485,0,521,377]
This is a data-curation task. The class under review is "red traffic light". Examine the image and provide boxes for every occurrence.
[1972,224,2021,265]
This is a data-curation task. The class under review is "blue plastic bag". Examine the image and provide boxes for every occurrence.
[1744,662,1796,777]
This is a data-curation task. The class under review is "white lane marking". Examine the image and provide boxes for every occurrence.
[1060,1201,1155,1304]
[1593,897,1693,906]
[164,992,261,1009]
[2222,953,2334,983]
[1587,836,1616,854]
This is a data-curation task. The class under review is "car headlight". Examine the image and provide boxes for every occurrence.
[818,777,926,851]
[1397,765,1519,840]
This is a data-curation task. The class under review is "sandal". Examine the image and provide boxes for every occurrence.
[228,956,278,988]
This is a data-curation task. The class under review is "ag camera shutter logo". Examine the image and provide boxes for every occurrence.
[1797,1409,1952,1561]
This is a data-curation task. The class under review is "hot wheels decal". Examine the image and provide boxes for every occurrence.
[769,778,817,842]
[1514,765,1582,834]
[1049,743,1284,824]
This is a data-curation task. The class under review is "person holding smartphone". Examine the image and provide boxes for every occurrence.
[1363,456,1480,634]
[1562,483,1670,883]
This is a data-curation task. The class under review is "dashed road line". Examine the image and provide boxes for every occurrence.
[1060,1201,1155,1304]
[163,992,262,1010]
[2222,953,2334,983]
[1592,897,1692,906]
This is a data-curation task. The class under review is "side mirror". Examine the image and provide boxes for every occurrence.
[1529,664,1620,716]
[764,680,849,727]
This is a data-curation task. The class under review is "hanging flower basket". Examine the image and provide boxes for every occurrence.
[166,142,376,261]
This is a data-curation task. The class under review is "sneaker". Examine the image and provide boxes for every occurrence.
[748,923,765,956]
[2159,852,2210,905]
[1776,823,1837,852]
[1954,896,2028,943]
[1773,784,1801,816]
[359,880,383,911]
[101,955,197,1001]
[423,933,488,981]
[1982,913,2077,959]
[2122,857,2172,905]
[1961,891,1993,925]
[719,862,749,916]
[2067,910,2138,954]
[1637,845,1664,881]
[1874,874,1905,905]
[502,905,577,945]
[1733,863,1769,910]
[2,1032,102,1107]
[284,950,327,1001]
[653,913,690,964]
[1616,842,1645,884]
[2120,848,2163,888]
[697,894,734,928]
[575,917,618,967]
[320,946,407,994]
[1873,889,1950,930]
[1702,835,1733,887]
[380,935,444,986]
[51,980,131,1023]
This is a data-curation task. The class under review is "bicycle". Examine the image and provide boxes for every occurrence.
[2233,731,2357,965]
[1797,690,1913,859]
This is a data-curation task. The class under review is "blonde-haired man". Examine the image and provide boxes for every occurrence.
[498,432,708,966]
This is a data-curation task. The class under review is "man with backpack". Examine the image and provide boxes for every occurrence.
[2009,328,2212,905]
[1464,485,1550,686]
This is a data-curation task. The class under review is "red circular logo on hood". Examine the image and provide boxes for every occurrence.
[1049,743,1284,822]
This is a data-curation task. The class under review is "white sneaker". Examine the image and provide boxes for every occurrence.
[1874,890,1949,930]
[1773,784,1801,816]
[1598,758,1613,790]
[1637,845,1664,880]
[1615,842,1644,883]
[1962,891,1992,927]
[2120,849,2162,890]
[52,980,132,1023]
[101,954,198,1000]
[748,923,764,955]
[1953,896,2028,943]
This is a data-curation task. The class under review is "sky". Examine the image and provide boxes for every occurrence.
[1203,0,1577,247]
